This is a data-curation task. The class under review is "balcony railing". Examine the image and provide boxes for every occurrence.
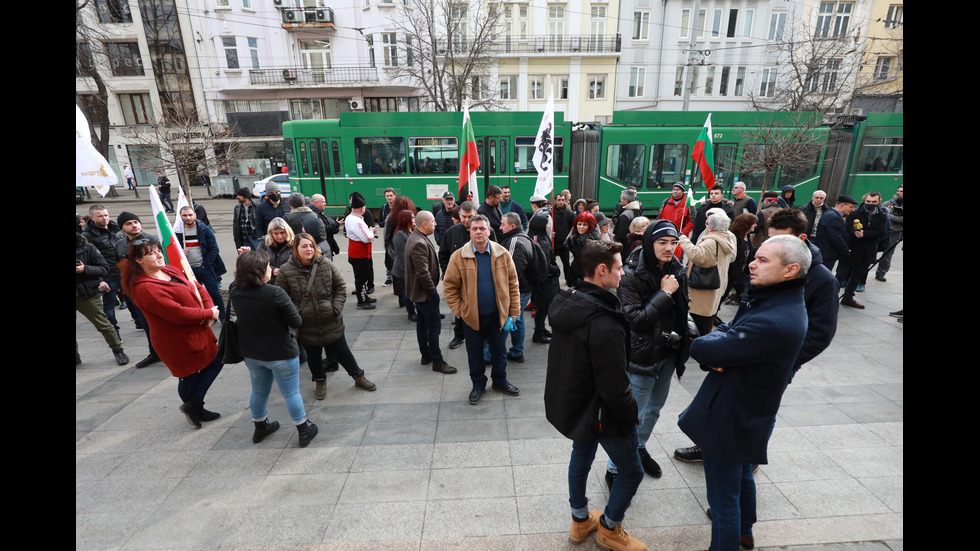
[250,66,379,86]
[279,7,335,28]
[497,34,622,54]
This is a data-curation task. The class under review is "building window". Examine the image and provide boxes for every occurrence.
[300,39,331,70]
[704,66,715,96]
[382,33,398,67]
[366,36,375,68]
[224,99,280,112]
[529,75,544,100]
[106,42,144,76]
[500,76,516,100]
[452,6,468,51]
[242,0,252,8]
[96,0,133,23]
[680,9,689,38]
[719,66,731,96]
[519,4,528,40]
[711,9,722,38]
[588,75,605,99]
[734,67,746,96]
[216,0,229,6]
[726,9,738,38]
[247,38,259,69]
[822,58,841,92]
[674,66,684,96]
[633,11,650,40]
[290,99,324,120]
[406,36,414,67]
[549,6,565,38]
[743,9,754,37]
[629,67,645,97]
[591,6,606,37]
[760,68,777,97]
[119,93,152,125]
[470,76,487,100]
[78,94,104,125]
[816,2,853,38]
[557,76,569,99]
[874,57,893,80]
[222,37,239,69]
[77,42,94,77]
[768,12,786,41]
[885,5,903,29]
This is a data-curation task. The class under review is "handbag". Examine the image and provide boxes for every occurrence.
[688,241,721,290]
[217,292,244,363]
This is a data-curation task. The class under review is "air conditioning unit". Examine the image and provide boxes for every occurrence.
[282,69,297,81]
[282,10,297,23]
[316,9,328,21]
[349,97,365,110]
[273,0,283,5]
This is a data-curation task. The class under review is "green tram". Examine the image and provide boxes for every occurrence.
[282,111,570,215]
[281,111,901,216]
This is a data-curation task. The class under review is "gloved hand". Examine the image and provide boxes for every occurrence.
[502,317,517,332]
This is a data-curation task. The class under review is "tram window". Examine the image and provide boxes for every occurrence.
[477,140,484,175]
[308,141,320,177]
[646,144,688,189]
[606,144,646,187]
[410,137,459,174]
[332,141,341,176]
[298,141,309,177]
[489,140,497,174]
[778,145,820,186]
[514,137,561,174]
[713,144,738,189]
[857,137,903,172]
[321,142,331,175]
[500,139,507,174]
[354,137,406,176]
[284,139,296,176]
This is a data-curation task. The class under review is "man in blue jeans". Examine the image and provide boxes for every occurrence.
[545,240,647,551]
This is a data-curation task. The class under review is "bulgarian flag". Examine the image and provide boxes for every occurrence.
[148,184,200,296]
[458,101,481,203]
[691,114,715,189]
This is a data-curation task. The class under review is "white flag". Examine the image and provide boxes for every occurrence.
[532,92,555,197]
[75,105,118,196]
[173,183,190,231]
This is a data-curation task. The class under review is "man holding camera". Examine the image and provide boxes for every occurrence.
[604,220,694,488]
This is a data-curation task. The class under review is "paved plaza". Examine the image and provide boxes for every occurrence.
[76,195,903,550]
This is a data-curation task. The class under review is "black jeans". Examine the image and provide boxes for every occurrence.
[304,336,362,381]
[414,293,443,363]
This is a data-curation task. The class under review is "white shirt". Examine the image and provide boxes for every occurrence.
[344,213,375,243]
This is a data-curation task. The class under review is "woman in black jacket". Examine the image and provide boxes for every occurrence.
[563,211,601,286]
[527,213,560,343]
[230,249,318,447]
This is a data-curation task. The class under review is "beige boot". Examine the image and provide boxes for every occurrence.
[569,509,601,544]
[353,372,376,391]
[314,379,326,400]
[596,519,647,551]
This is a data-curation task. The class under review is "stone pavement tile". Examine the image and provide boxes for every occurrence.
[76,476,182,514]
[766,426,820,454]
[352,338,405,352]
[833,401,903,423]
[761,451,851,483]
[671,458,707,488]
[756,481,805,521]
[776,404,857,426]
[385,370,454,387]
[503,394,547,418]
[808,385,893,403]
[826,446,903,478]
[293,421,367,447]
[422,497,520,539]
[796,424,888,450]
[185,449,287,478]
[631,457,699,492]
[865,422,903,446]
[75,509,155,551]
[351,443,434,472]
[775,478,893,517]
[75,393,158,434]
[345,348,400,363]
[108,450,206,479]
[320,541,421,551]
[514,494,574,534]
[76,453,129,482]
[222,504,333,546]
[120,505,249,549]
[428,465,515,499]
[432,440,511,469]
[508,437,571,466]
[362,420,436,445]
[868,383,902,402]
[506,416,563,440]
[626,487,708,527]
[513,463,604,497]
[132,426,228,451]
[750,513,904,547]
[375,385,445,405]
[159,474,263,509]
[250,473,349,508]
[323,501,425,543]
[270,445,358,474]
[436,418,508,443]
[372,402,440,423]
[420,534,523,551]
[320,385,384,406]
[438,399,506,421]
[857,475,903,513]
[338,469,430,504]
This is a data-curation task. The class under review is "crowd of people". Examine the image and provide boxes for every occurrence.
[77,179,901,551]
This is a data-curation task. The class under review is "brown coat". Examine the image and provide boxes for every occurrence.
[443,240,520,331]
[404,228,440,303]
[679,230,736,317]
[275,254,347,346]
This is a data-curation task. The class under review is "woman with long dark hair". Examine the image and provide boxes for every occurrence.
[231,249,318,447]
[391,209,417,321]
[121,239,222,428]
[725,213,758,304]
[383,196,417,304]
[527,213,560,343]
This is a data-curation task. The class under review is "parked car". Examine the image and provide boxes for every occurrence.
[251,174,292,199]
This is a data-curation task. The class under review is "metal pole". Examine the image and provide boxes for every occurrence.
[682,0,703,111]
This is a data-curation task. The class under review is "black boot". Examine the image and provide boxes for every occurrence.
[532,328,551,344]
[199,401,221,422]
[297,419,318,448]
[252,419,280,443]
[179,400,202,429]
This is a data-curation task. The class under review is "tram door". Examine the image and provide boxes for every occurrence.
[474,137,509,201]
[317,138,344,207]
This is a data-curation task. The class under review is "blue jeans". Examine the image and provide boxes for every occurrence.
[464,314,509,390]
[160,192,174,212]
[509,292,532,356]
[607,358,675,474]
[192,266,225,321]
[414,292,443,363]
[703,452,756,551]
[244,356,307,425]
[569,430,643,524]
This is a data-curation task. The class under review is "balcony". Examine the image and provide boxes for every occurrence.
[279,7,335,30]
[496,34,621,55]
[249,66,379,86]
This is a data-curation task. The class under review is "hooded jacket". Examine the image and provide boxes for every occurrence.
[545,280,637,442]
[776,185,796,209]
[613,200,642,247]
[283,206,326,244]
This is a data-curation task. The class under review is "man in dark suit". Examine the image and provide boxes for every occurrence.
[678,235,810,551]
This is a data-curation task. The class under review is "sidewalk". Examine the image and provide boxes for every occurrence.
[76,202,902,550]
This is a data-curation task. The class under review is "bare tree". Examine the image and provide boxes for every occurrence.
[392,0,503,111]
[748,13,863,115]
[733,112,831,195]
[125,100,243,203]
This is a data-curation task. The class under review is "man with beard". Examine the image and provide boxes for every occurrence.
[838,192,887,309]
[691,185,734,243]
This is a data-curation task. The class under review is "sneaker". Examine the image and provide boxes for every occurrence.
[365,296,378,303]
[596,518,647,551]
[314,379,326,400]
[569,510,601,544]
[889,309,903,317]
[674,445,703,463]
[856,283,866,292]
[449,337,465,349]
[383,278,393,287]
[353,372,376,391]
[366,285,376,294]
[113,348,130,366]
[637,447,662,478]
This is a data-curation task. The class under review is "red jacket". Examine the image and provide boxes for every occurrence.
[132,265,218,378]
[658,196,694,258]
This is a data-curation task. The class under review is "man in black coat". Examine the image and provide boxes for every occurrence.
[691,186,735,243]
[82,205,128,335]
[838,192,888,309]
[811,195,856,272]
[477,185,505,241]
[254,182,291,238]
[552,194,577,287]
[545,240,648,551]
[799,190,830,238]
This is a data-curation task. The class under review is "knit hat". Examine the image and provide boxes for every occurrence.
[350,191,367,209]
[264,181,280,194]
[672,182,686,191]
[117,211,141,228]
[236,187,253,199]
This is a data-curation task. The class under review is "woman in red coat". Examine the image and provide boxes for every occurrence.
[121,239,223,428]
